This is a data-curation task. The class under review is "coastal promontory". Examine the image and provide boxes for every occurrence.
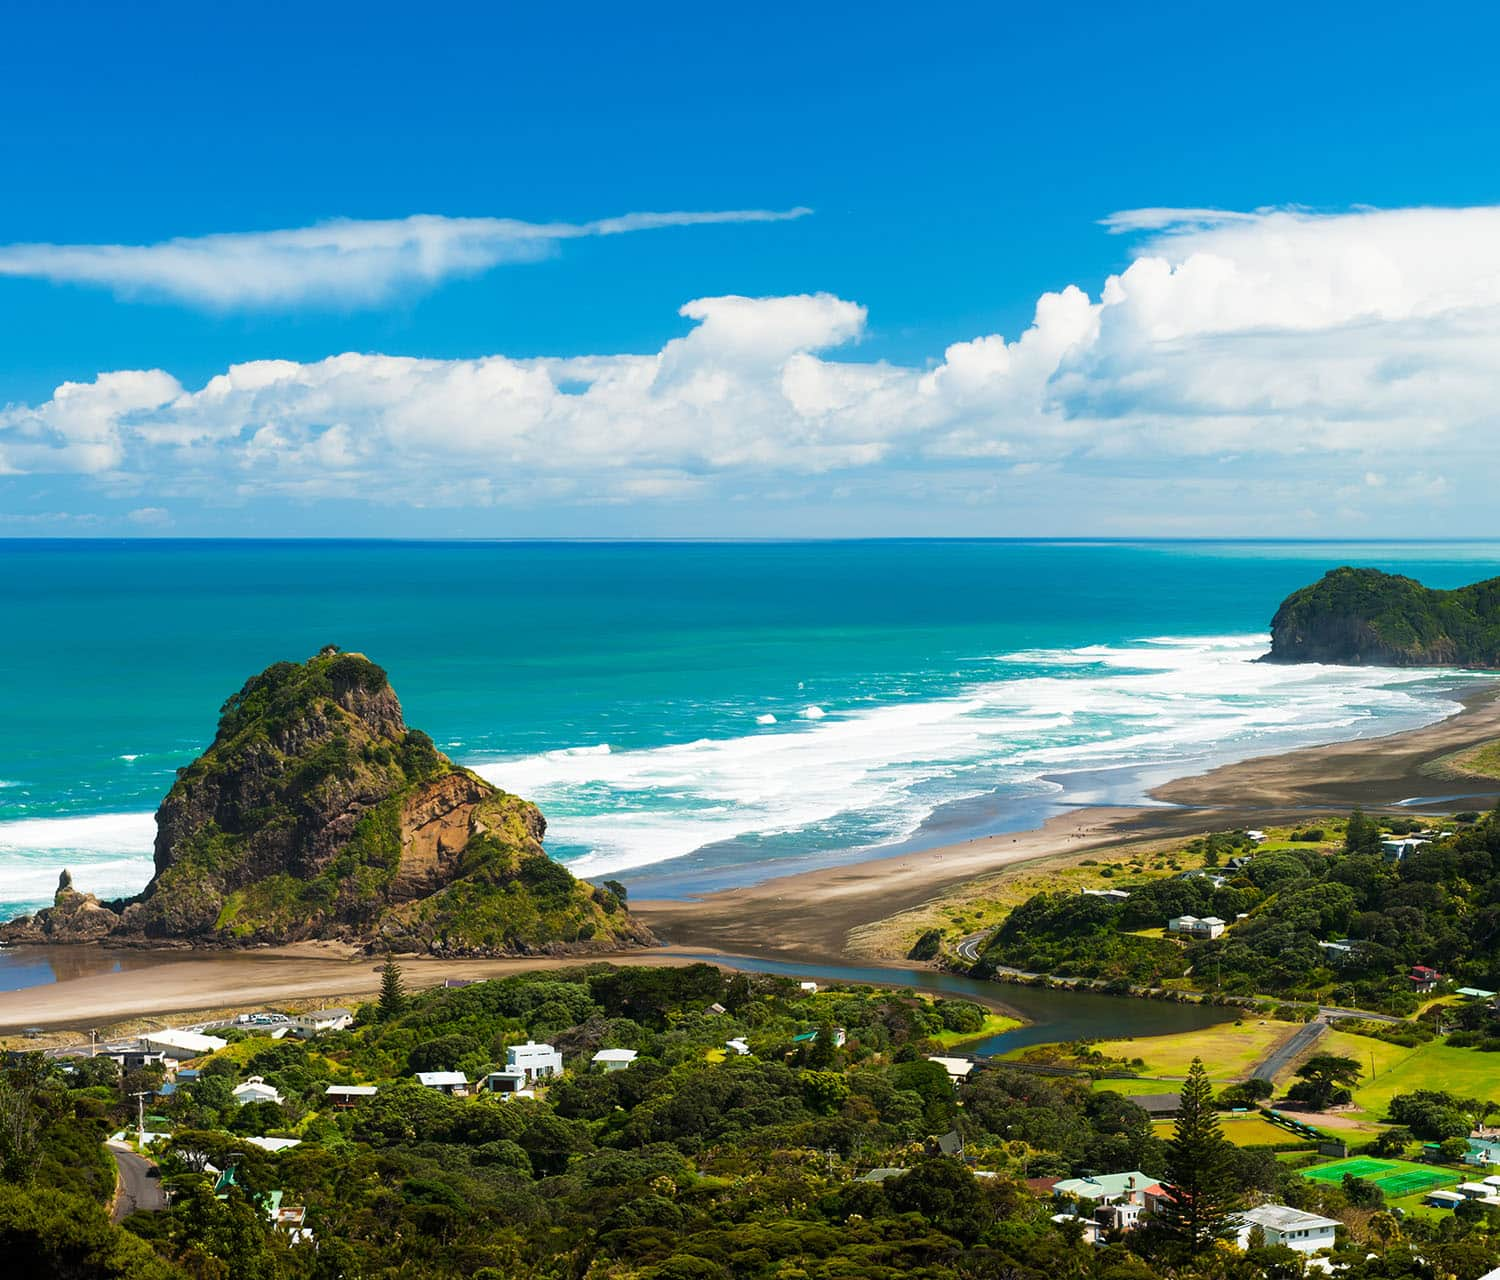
[1263,566,1500,667]
[0,648,652,955]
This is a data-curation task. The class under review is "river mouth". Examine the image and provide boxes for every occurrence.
[669,952,1237,1057]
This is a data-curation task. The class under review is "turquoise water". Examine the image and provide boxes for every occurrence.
[1,539,1496,915]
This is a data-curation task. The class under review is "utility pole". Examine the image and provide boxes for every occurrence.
[89,1028,98,1058]
[129,1090,151,1146]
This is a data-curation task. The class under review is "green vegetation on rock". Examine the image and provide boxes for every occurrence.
[1264,566,1500,666]
[1,648,651,956]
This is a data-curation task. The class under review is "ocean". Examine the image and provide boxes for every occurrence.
[1,539,1496,918]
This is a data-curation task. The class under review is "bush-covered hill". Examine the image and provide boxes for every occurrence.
[0,648,651,955]
[1263,566,1500,666]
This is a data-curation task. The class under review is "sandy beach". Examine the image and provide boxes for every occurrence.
[4,683,1496,1036]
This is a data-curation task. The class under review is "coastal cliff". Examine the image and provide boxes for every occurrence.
[1,648,653,955]
[1263,566,1500,667]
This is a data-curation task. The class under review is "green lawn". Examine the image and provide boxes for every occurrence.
[1090,1019,1298,1081]
[1151,1113,1294,1147]
[929,1012,1020,1049]
[1092,1077,1183,1096]
[1329,1035,1500,1121]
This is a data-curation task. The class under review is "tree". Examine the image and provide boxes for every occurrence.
[1157,1058,1239,1250]
[1291,1054,1362,1110]
[378,956,408,1021]
[1344,808,1383,857]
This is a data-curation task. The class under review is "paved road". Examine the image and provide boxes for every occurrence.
[109,1145,166,1222]
[1251,1019,1325,1083]
[953,929,994,965]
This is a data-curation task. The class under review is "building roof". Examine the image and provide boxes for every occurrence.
[1237,1204,1340,1233]
[415,1071,468,1086]
[1128,1092,1182,1114]
[592,1048,639,1063]
[244,1136,302,1152]
[856,1167,904,1183]
[927,1055,975,1078]
[324,1084,378,1097]
[1456,987,1498,999]
[140,1028,228,1055]
[1054,1171,1162,1201]
[297,1007,353,1021]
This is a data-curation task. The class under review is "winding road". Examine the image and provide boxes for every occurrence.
[109,1145,166,1222]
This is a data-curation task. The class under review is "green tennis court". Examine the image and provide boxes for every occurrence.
[1301,1157,1456,1197]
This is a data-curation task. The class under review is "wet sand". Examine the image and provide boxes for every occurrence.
[4,685,1496,1034]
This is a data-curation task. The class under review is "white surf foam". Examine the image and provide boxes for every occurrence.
[474,634,1482,879]
[0,811,157,906]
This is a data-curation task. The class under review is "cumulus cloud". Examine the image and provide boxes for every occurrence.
[4,204,1500,525]
[0,207,812,308]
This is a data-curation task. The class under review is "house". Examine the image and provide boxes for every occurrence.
[707,1002,727,1015]
[506,1041,563,1082]
[244,1136,302,1153]
[415,1070,469,1095]
[1176,870,1227,889]
[927,1055,976,1085]
[725,1037,752,1056]
[112,1049,168,1073]
[1409,965,1443,992]
[798,981,819,993]
[792,1027,847,1048]
[1458,1181,1496,1200]
[1426,1189,1467,1209]
[1167,915,1225,940]
[290,1008,353,1038]
[1227,855,1255,871]
[1317,940,1358,965]
[1083,888,1131,901]
[1128,1092,1181,1119]
[1467,1137,1500,1166]
[1244,830,1266,844]
[482,1068,531,1094]
[231,1075,284,1106]
[1234,1204,1339,1253]
[1095,1201,1142,1233]
[1383,837,1430,861]
[1051,1211,1100,1245]
[856,1167,905,1183]
[592,1048,638,1072]
[1053,1171,1162,1208]
[138,1028,228,1059]
[324,1084,378,1108]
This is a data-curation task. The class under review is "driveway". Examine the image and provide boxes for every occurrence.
[109,1145,166,1222]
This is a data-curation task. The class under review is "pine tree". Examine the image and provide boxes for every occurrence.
[1158,1058,1239,1250]
[377,956,408,1021]
[1344,807,1382,856]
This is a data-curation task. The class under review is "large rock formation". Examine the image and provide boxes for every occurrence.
[1,649,652,955]
[1263,567,1500,667]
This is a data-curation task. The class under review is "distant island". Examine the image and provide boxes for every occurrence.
[0,647,652,955]
[1263,566,1500,667]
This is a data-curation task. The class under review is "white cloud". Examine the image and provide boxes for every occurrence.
[0,208,812,308]
[4,205,1500,526]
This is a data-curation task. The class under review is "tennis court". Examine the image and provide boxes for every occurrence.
[1301,1157,1456,1197]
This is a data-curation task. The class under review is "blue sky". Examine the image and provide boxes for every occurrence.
[4,1,1500,536]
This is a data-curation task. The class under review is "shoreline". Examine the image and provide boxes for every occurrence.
[4,682,1498,1034]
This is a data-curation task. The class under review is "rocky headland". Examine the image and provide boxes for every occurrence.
[1,648,653,956]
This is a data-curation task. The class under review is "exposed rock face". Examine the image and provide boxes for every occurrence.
[1,873,122,944]
[1,648,652,955]
[1263,567,1500,667]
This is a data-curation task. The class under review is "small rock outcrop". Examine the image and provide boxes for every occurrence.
[1263,567,1500,667]
[1,648,652,955]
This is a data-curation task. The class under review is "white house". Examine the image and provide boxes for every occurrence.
[927,1055,976,1085]
[139,1028,228,1059]
[1054,1171,1163,1208]
[592,1048,639,1072]
[244,1136,302,1153]
[1167,915,1225,940]
[1234,1205,1339,1254]
[231,1075,284,1106]
[506,1041,563,1082]
[415,1070,469,1095]
[1382,837,1430,861]
[291,1008,353,1038]
[798,981,819,993]
[1083,888,1131,901]
[725,1037,752,1056]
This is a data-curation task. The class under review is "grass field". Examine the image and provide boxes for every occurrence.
[1151,1113,1293,1146]
[1093,1077,1182,1096]
[1328,1035,1500,1121]
[929,1012,1021,1048]
[1301,1156,1459,1198]
[1090,1019,1296,1080]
